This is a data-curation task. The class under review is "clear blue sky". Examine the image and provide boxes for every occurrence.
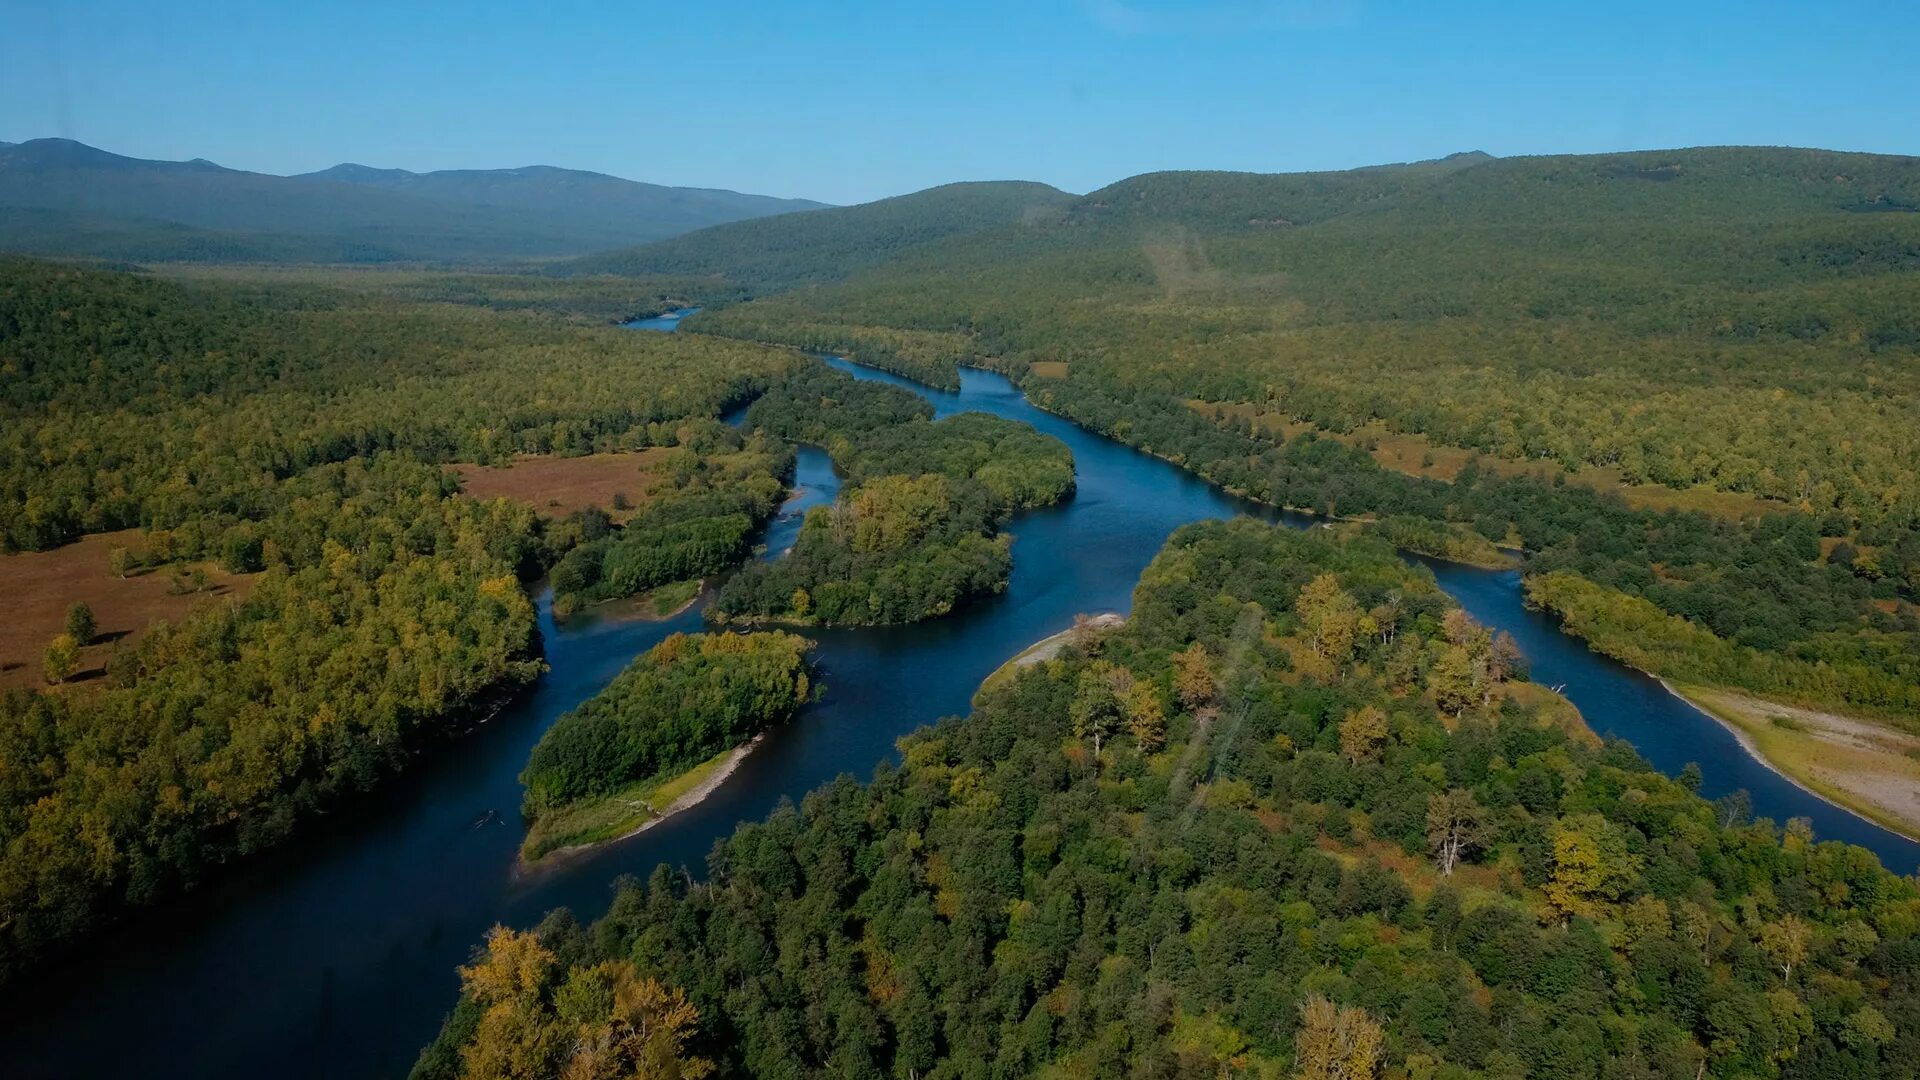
[3,0,1913,205]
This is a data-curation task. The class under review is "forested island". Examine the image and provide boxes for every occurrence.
[417,521,1918,1079]
[712,362,1074,625]
[518,631,815,861]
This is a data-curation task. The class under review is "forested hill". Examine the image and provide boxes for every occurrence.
[558,180,1077,290]
[1059,146,1920,232]
[0,138,825,263]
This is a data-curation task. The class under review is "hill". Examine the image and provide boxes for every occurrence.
[291,161,826,244]
[559,179,1077,291]
[0,138,825,263]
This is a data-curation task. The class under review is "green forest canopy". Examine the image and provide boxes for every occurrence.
[418,519,1920,1080]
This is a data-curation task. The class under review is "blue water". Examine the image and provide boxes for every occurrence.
[620,306,702,331]
[3,333,1912,1080]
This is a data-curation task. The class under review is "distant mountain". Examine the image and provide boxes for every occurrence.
[0,138,827,263]
[292,161,826,243]
[560,180,1077,291]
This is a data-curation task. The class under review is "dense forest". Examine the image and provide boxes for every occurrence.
[520,630,814,859]
[418,520,1919,1079]
[663,147,1920,725]
[0,257,798,553]
[0,257,807,979]
[712,362,1074,625]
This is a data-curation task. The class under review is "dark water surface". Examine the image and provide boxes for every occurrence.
[4,340,1914,1079]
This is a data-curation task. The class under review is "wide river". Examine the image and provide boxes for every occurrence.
[4,317,1915,1077]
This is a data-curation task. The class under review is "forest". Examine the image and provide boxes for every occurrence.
[0,257,805,979]
[712,362,1074,625]
[519,630,814,859]
[417,519,1919,1079]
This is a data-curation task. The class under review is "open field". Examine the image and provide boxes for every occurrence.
[449,448,671,521]
[0,529,255,689]
[1677,683,1920,841]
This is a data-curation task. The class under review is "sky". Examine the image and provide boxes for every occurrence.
[2,0,1915,205]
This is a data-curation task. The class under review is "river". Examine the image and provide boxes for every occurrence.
[2,322,1914,1078]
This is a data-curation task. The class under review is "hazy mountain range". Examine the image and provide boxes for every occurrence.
[0,138,828,264]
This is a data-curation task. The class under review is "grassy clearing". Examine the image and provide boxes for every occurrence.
[520,745,737,862]
[1676,684,1920,841]
[634,578,702,619]
[0,529,256,689]
[449,448,671,522]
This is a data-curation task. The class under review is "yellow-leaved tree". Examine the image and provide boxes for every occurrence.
[1293,995,1383,1080]
[455,925,713,1080]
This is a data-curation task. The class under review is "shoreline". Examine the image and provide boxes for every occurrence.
[516,730,767,876]
[976,612,1126,700]
[1659,678,1920,845]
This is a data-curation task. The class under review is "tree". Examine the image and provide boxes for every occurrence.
[458,927,565,1080]
[1124,681,1166,753]
[1678,762,1703,793]
[1338,706,1390,764]
[1293,995,1383,1080]
[64,602,96,645]
[1758,915,1811,983]
[1715,789,1753,829]
[107,546,131,579]
[42,633,80,685]
[1367,596,1402,646]
[1071,662,1126,756]
[556,962,713,1080]
[1172,643,1215,712]
[454,927,712,1080]
[1543,813,1641,924]
[1489,631,1525,683]
[1297,573,1361,664]
[1425,790,1489,875]
[1428,644,1481,716]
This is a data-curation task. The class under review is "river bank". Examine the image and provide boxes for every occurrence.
[1666,681,1920,842]
[975,612,1126,701]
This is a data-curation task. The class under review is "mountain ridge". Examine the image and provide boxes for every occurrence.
[0,137,828,263]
